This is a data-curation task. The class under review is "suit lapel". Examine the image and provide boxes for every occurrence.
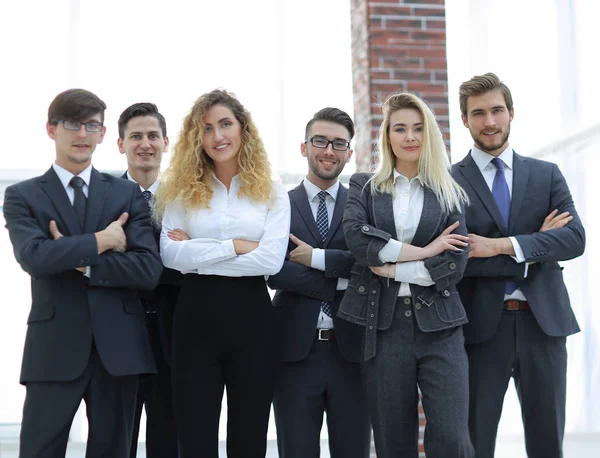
[459,153,507,235]
[39,167,82,235]
[290,184,322,246]
[371,188,398,240]
[508,152,529,234]
[325,184,347,247]
[84,168,109,233]
[411,186,443,246]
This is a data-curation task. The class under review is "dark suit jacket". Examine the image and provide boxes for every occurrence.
[451,151,585,344]
[339,172,470,361]
[3,167,163,383]
[267,182,363,363]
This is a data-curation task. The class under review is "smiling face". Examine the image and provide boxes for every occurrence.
[47,114,106,173]
[201,104,243,170]
[118,115,168,173]
[301,120,353,189]
[462,89,513,157]
[387,108,423,172]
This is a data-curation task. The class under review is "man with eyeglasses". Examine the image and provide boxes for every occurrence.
[3,88,162,458]
[268,108,371,458]
[117,102,181,458]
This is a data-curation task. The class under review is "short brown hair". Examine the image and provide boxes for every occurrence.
[459,73,513,117]
[48,88,107,124]
[304,107,355,140]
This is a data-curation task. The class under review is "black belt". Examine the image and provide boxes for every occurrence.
[315,329,335,341]
[504,300,529,311]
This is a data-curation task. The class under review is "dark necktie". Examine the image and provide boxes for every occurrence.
[491,158,517,294]
[316,191,332,317]
[142,190,152,211]
[70,176,87,230]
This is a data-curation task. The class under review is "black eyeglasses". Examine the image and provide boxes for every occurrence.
[305,137,350,151]
[56,120,104,132]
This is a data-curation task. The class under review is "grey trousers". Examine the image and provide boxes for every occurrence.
[361,297,474,458]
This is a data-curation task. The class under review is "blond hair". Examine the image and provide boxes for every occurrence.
[154,89,273,220]
[371,92,468,214]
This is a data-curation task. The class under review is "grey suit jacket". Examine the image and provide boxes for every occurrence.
[3,167,163,383]
[451,151,585,344]
[339,172,470,361]
[267,183,363,363]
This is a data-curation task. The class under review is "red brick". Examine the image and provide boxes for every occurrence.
[369,5,412,16]
[412,6,446,17]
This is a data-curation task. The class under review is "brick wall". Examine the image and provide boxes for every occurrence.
[351,0,450,171]
[350,1,450,456]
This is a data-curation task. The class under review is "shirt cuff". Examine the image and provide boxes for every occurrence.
[378,239,403,263]
[336,278,348,291]
[509,237,526,263]
[84,266,91,278]
[311,248,326,271]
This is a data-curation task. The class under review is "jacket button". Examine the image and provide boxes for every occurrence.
[449,262,456,270]
[415,303,421,310]
[370,313,374,318]
[405,310,412,317]
[372,290,377,294]
[362,225,370,232]
[443,290,451,297]
[369,325,373,330]
[358,286,365,293]
[403,297,411,305]
[333,271,338,276]
[371,302,375,305]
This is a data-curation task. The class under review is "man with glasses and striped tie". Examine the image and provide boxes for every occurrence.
[452,73,586,458]
[268,108,370,458]
[3,89,162,457]
[117,102,181,458]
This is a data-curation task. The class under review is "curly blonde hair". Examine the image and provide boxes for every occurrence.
[154,89,273,220]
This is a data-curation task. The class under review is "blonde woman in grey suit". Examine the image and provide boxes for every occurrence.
[339,92,475,458]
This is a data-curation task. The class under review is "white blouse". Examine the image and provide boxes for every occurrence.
[160,175,290,277]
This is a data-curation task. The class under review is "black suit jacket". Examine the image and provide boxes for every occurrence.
[267,182,363,363]
[451,152,585,344]
[3,167,163,383]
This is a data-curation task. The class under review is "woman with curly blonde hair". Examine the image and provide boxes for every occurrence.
[156,89,290,458]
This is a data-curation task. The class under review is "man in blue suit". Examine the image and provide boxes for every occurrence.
[117,102,181,458]
[268,108,370,458]
[3,89,163,458]
[451,73,585,458]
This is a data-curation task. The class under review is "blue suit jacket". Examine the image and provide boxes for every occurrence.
[451,151,585,344]
[267,182,363,363]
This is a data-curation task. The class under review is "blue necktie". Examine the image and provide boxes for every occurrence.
[316,191,332,317]
[491,158,517,294]
[142,190,152,211]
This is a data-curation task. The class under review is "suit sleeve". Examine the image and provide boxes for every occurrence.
[87,185,163,290]
[267,260,337,302]
[342,173,391,267]
[422,206,471,291]
[462,256,526,278]
[3,185,100,278]
[513,164,585,263]
[323,249,354,279]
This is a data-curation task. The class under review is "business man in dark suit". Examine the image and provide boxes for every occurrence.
[3,89,163,458]
[267,108,370,458]
[451,73,585,458]
[117,102,181,458]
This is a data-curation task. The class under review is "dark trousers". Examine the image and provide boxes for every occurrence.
[130,312,178,458]
[466,310,567,458]
[273,338,371,458]
[362,297,474,458]
[172,275,278,458]
[19,346,138,458]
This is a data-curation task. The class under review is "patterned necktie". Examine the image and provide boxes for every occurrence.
[142,190,152,211]
[316,191,332,317]
[491,158,517,294]
[70,176,87,230]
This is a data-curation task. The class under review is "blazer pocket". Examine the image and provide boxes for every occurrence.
[123,300,145,317]
[434,292,466,324]
[27,306,55,324]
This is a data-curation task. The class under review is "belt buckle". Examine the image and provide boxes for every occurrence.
[317,329,329,341]
[504,300,519,311]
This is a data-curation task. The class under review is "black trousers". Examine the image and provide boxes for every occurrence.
[466,310,567,458]
[172,275,278,458]
[130,311,178,458]
[19,346,138,458]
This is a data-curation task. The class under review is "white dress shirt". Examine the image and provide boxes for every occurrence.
[302,178,348,329]
[471,145,528,301]
[377,169,434,296]
[160,175,290,277]
[126,171,160,195]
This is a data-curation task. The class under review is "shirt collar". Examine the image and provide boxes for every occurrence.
[303,177,339,202]
[471,144,514,173]
[52,162,93,189]
[393,168,424,186]
[126,171,160,194]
